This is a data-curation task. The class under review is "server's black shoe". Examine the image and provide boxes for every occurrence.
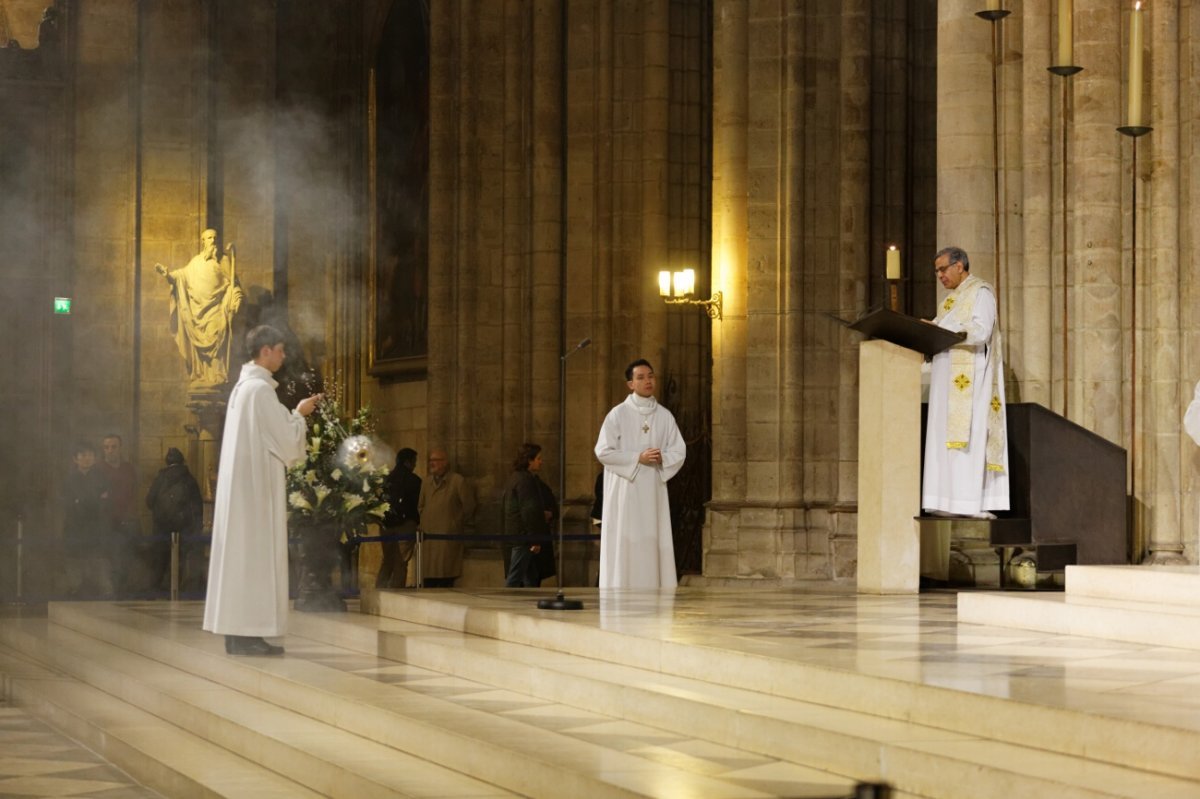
[225,635,285,656]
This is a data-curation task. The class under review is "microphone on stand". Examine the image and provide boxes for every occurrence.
[539,336,592,611]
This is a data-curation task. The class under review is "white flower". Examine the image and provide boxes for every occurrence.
[305,470,318,485]
[289,492,312,511]
[372,502,390,517]
[343,495,365,512]
[331,468,343,481]
[362,479,370,493]
[314,484,331,505]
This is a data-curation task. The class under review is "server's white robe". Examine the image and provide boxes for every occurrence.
[922,282,1010,515]
[1185,379,1200,446]
[595,393,686,588]
[203,362,307,637]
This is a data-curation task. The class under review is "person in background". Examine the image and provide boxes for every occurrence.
[502,443,556,587]
[417,448,476,588]
[145,447,204,592]
[101,434,138,594]
[62,441,113,598]
[378,447,421,589]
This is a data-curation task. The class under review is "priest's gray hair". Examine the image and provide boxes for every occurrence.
[934,246,970,271]
[245,325,286,359]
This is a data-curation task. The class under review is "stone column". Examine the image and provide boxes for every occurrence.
[1143,0,1186,564]
[936,3,996,281]
[1182,3,1200,564]
[706,0,749,577]
[836,0,872,576]
[1072,3,1123,439]
[1017,8,1053,405]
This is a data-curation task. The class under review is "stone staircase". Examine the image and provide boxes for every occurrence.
[958,564,1200,650]
[1,592,1198,798]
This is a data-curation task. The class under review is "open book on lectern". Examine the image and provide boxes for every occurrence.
[831,306,965,358]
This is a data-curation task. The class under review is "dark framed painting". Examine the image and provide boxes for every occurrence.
[368,0,430,378]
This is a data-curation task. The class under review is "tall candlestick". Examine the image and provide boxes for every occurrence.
[886,246,901,280]
[1057,0,1073,66]
[1128,2,1144,127]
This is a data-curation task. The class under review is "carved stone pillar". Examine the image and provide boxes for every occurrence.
[1143,0,1186,564]
[705,0,750,578]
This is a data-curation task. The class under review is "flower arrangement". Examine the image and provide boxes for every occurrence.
[286,395,391,535]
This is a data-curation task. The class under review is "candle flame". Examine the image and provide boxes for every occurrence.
[888,245,897,251]
[1135,1,1141,9]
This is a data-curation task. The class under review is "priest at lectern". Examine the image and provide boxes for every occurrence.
[921,246,1010,518]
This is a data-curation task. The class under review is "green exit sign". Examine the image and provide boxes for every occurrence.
[53,297,72,314]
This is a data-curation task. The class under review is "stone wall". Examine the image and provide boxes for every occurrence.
[13,0,1197,594]
[937,0,1197,563]
[705,0,939,581]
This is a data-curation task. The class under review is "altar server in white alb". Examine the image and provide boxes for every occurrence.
[594,358,686,588]
[922,246,1009,517]
[203,325,320,656]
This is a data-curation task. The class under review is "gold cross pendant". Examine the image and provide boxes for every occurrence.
[642,422,650,433]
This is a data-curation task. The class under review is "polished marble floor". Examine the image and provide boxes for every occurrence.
[405,585,1200,734]
[5,584,1200,797]
[0,700,161,798]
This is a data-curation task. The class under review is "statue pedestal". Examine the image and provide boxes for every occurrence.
[187,398,226,502]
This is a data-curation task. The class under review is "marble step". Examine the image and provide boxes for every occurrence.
[0,619,520,799]
[375,590,1200,786]
[1064,564,1200,606]
[287,609,1200,799]
[0,639,323,799]
[957,590,1200,652]
[42,602,853,799]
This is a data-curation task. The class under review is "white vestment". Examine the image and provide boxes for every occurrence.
[595,393,686,588]
[203,362,307,637]
[922,278,1010,515]
[1185,379,1200,446]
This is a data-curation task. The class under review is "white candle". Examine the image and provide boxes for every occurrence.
[1057,0,1073,66]
[886,246,901,280]
[986,0,1000,10]
[1128,2,1144,127]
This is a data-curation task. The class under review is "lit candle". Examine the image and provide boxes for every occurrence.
[1128,2,1144,127]
[1057,0,1073,66]
[886,246,901,280]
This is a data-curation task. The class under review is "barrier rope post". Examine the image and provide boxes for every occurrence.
[15,514,24,604]
[170,532,180,601]
[414,528,423,588]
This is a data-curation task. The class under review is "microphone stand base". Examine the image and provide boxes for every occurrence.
[537,592,584,611]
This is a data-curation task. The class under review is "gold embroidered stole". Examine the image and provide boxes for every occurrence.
[935,275,1006,473]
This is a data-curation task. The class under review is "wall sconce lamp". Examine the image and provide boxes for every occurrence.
[657,268,722,320]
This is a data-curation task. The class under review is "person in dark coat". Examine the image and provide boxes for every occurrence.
[377,448,421,588]
[62,441,113,597]
[502,443,556,587]
[145,447,204,591]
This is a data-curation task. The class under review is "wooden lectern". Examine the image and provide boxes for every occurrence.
[842,308,964,594]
